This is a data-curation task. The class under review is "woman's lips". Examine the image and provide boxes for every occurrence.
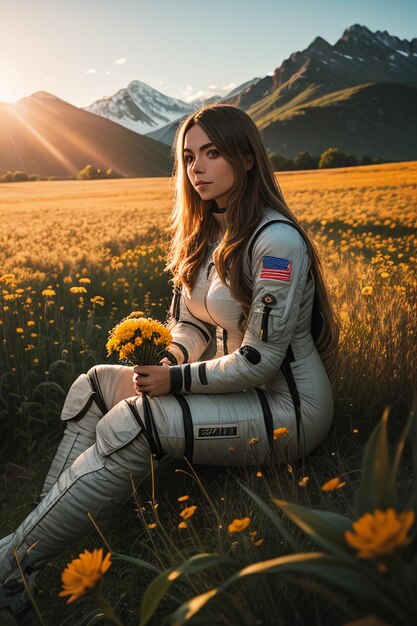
[196,182,211,189]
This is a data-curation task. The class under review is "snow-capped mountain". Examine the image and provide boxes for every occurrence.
[84,80,195,135]
[225,24,417,111]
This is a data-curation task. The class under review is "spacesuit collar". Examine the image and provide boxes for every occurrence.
[209,200,227,214]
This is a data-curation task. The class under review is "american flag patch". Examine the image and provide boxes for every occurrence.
[260,256,292,282]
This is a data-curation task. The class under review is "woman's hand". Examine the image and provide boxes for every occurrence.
[133,362,171,397]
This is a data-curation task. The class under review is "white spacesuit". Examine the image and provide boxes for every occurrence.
[0,207,334,613]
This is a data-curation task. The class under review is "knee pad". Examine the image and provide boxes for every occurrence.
[95,399,142,457]
[61,372,104,422]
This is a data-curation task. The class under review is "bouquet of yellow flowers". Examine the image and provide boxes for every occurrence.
[106,312,172,366]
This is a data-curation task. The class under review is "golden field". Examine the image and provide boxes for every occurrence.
[0,161,416,461]
[1,162,417,626]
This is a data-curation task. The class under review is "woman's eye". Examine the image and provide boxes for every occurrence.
[185,156,194,164]
[207,149,219,158]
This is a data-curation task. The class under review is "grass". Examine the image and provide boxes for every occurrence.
[0,162,416,624]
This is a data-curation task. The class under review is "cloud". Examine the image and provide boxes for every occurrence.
[179,82,238,103]
[84,68,96,75]
[113,57,126,65]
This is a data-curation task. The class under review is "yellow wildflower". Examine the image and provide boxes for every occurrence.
[228,517,251,533]
[180,505,197,520]
[249,437,259,445]
[59,548,111,603]
[16,328,24,334]
[70,286,87,294]
[321,477,346,492]
[42,288,56,297]
[361,286,373,296]
[90,296,105,306]
[273,427,289,440]
[27,320,35,327]
[79,278,91,284]
[147,523,157,529]
[298,476,310,488]
[345,508,415,559]
[178,521,188,529]
[177,495,189,502]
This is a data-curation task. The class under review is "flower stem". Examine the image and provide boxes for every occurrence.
[89,588,123,626]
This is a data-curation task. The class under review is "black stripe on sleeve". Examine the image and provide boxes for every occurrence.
[184,364,192,392]
[179,320,210,343]
[171,341,189,363]
[170,366,183,394]
[198,362,208,385]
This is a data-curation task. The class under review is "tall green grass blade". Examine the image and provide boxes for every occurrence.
[111,552,161,574]
[405,393,417,512]
[170,553,409,625]
[237,481,301,551]
[353,406,396,517]
[273,499,352,556]
[139,553,236,626]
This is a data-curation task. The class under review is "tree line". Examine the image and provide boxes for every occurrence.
[0,149,390,182]
[269,148,387,171]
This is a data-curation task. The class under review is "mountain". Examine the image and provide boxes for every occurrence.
[226,24,417,112]
[259,82,417,161]
[0,92,172,178]
[144,25,417,160]
[84,80,194,135]
[146,77,262,145]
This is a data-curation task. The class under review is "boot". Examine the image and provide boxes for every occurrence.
[0,397,151,614]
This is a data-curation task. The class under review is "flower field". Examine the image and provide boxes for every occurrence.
[0,162,416,625]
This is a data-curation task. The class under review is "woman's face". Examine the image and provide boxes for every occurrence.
[183,123,235,208]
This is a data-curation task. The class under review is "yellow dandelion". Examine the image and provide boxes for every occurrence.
[380,272,390,279]
[345,508,415,559]
[147,523,157,529]
[69,286,87,294]
[178,521,188,529]
[177,495,189,502]
[91,296,105,306]
[321,476,346,492]
[16,328,24,334]
[59,548,111,603]
[33,358,39,364]
[27,320,35,327]
[228,517,251,533]
[79,278,91,284]
[256,471,263,478]
[361,286,373,296]
[179,505,197,520]
[42,288,56,297]
[273,427,289,440]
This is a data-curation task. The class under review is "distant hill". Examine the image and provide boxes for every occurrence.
[0,92,172,178]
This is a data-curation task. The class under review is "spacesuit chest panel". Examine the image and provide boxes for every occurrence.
[185,260,244,351]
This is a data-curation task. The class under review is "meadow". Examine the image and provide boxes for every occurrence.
[0,162,416,625]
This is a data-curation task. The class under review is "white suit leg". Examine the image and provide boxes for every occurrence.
[0,397,150,613]
[40,364,136,499]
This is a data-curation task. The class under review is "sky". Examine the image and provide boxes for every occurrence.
[1,0,416,108]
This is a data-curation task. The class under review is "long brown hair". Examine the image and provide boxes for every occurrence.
[166,104,339,382]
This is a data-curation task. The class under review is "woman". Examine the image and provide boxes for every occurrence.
[0,104,339,614]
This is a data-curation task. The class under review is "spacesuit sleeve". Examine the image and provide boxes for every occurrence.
[164,288,213,365]
[169,222,311,393]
